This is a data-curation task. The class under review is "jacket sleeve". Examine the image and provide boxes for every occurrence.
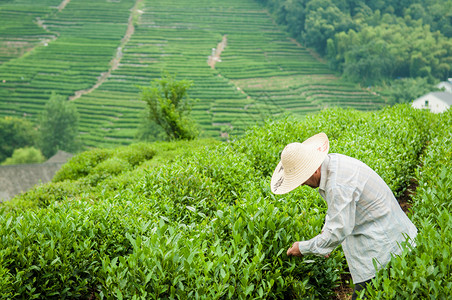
[298,184,358,256]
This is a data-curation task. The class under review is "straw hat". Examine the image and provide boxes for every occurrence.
[271,132,329,194]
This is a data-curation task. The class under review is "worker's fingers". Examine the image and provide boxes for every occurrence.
[287,242,302,257]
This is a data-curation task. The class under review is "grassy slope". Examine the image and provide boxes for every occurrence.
[0,0,384,149]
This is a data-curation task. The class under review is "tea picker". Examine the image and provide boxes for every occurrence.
[271,132,417,299]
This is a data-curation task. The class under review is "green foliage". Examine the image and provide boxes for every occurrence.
[115,143,158,167]
[1,0,384,148]
[53,148,112,182]
[6,139,217,213]
[412,109,452,221]
[378,77,441,105]
[39,92,80,158]
[92,157,131,179]
[53,143,156,183]
[0,264,13,299]
[4,180,92,211]
[2,106,451,298]
[138,73,199,141]
[0,116,38,163]
[135,110,166,142]
[329,22,452,84]
[0,201,108,298]
[259,0,452,84]
[302,0,355,55]
[233,105,432,196]
[363,109,452,299]
[1,147,45,165]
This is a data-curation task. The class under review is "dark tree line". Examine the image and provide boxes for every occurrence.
[256,0,452,85]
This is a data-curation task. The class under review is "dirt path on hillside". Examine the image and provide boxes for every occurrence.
[15,0,69,61]
[69,0,143,101]
[208,35,227,69]
[57,0,71,12]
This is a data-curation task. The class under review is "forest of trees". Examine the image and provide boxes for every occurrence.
[257,0,452,85]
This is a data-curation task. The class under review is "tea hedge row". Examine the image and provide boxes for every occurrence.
[0,105,441,299]
[360,109,452,299]
[233,105,431,197]
[0,140,343,298]
[0,0,59,63]
[0,0,135,122]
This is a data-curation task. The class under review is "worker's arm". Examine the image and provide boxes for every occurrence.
[290,184,358,257]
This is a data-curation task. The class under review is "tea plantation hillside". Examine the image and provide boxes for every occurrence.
[1,105,451,299]
[0,0,384,148]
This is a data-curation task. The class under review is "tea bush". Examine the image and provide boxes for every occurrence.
[0,202,101,298]
[96,194,343,299]
[52,148,114,182]
[3,180,92,211]
[234,105,432,196]
[363,109,452,299]
[1,105,449,299]
[53,143,156,182]
[0,264,13,298]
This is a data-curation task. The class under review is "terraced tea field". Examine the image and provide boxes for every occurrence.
[0,0,385,148]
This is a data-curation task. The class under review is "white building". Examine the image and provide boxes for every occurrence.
[437,78,452,93]
[412,92,452,113]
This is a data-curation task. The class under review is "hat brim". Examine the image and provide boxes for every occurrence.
[271,133,329,194]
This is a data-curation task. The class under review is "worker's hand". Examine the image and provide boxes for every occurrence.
[287,242,303,257]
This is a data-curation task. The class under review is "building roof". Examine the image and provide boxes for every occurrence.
[45,150,73,164]
[439,81,452,87]
[436,81,452,92]
[0,151,73,202]
[0,163,64,201]
[422,92,452,105]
